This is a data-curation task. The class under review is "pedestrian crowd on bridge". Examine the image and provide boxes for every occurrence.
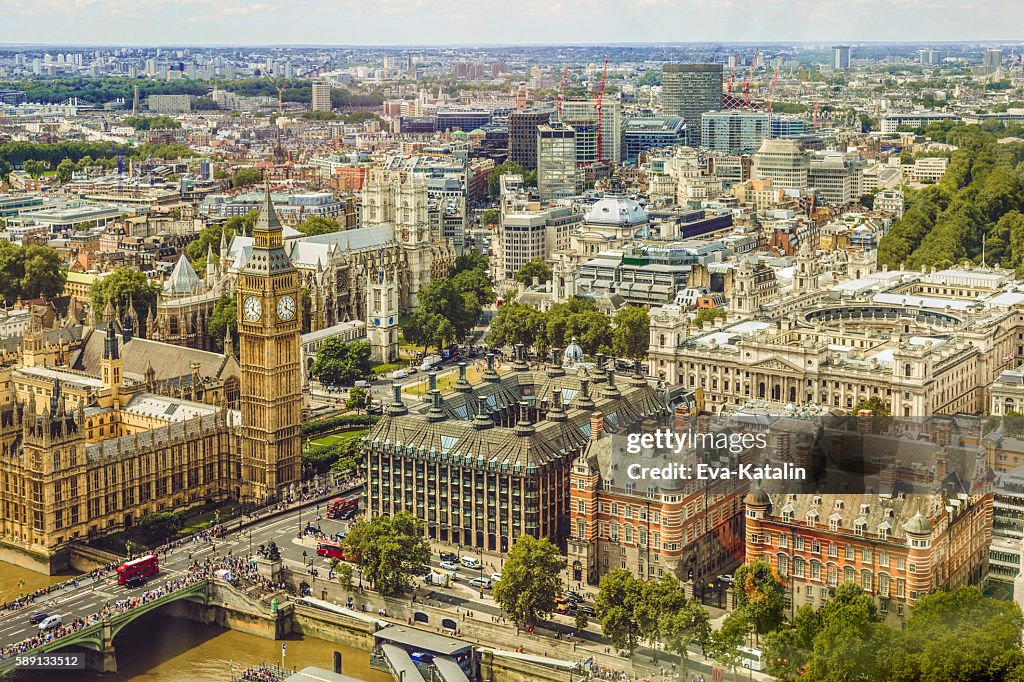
[0,571,209,663]
[0,573,91,614]
[1,479,360,664]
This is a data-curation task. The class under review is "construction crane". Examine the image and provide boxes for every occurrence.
[743,48,759,107]
[767,59,782,113]
[557,64,568,121]
[726,52,740,94]
[594,58,608,164]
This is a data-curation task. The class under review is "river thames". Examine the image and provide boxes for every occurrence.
[2,560,388,682]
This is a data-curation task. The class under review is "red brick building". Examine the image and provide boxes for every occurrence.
[568,418,747,589]
[743,471,992,627]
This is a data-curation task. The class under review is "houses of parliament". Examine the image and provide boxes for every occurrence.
[0,190,304,574]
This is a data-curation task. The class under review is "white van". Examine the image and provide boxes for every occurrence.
[38,614,62,632]
[392,369,409,380]
[460,556,482,569]
[354,380,370,389]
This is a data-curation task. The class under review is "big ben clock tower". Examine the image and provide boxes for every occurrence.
[237,185,302,503]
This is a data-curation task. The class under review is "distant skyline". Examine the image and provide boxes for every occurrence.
[1,0,1023,47]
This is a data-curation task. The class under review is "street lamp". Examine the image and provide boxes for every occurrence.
[478,547,484,598]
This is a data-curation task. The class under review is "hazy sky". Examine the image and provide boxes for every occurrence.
[1,0,1021,45]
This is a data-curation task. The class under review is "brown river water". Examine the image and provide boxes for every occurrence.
[1,560,389,682]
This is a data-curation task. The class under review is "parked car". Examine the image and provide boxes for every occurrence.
[28,613,49,625]
[468,577,492,589]
[440,560,459,572]
[460,556,482,569]
[440,551,458,563]
[490,572,502,583]
[38,615,62,632]
[718,574,735,585]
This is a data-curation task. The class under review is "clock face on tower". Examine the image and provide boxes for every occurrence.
[243,296,262,322]
[277,295,296,321]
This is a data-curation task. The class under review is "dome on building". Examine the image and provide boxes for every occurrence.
[903,511,933,535]
[451,130,469,139]
[583,195,648,228]
[744,488,771,507]
[563,337,584,367]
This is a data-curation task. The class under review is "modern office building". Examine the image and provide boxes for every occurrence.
[833,45,851,69]
[498,205,580,281]
[661,63,724,147]
[311,80,332,112]
[563,118,599,166]
[363,352,666,553]
[702,110,771,153]
[508,111,551,170]
[561,98,622,164]
[752,139,810,191]
[146,94,191,113]
[771,114,812,139]
[537,123,578,201]
[808,152,863,206]
[436,110,492,132]
[622,117,687,162]
[983,48,1003,72]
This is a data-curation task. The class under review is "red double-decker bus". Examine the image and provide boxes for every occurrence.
[325,495,359,520]
[117,554,159,585]
[315,540,352,560]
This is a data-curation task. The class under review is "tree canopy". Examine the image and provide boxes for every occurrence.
[761,584,1024,682]
[732,559,787,639]
[310,339,373,387]
[123,115,181,130]
[89,268,160,333]
[0,242,67,305]
[595,569,645,653]
[515,259,552,285]
[207,294,238,355]
[492,535,564,627]
[343,512,431,596]
[878,123,1024,273]
[487,161,527,199]
[611,305,650,363]
[297,216,343,236]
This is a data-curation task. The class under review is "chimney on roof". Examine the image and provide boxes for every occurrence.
[549,389,567,422]
[473,395,493,429]
[547,347,564,377]
[590,412,604,441]
[592,353,607,384]
[455,362,472,393]
[389,383,407,416]
[577,377,595,409]
[426,389,446,423]
[484,353,499,381]
[514,400,535,436]
[602,369,620,399]
[513,344,529,371]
